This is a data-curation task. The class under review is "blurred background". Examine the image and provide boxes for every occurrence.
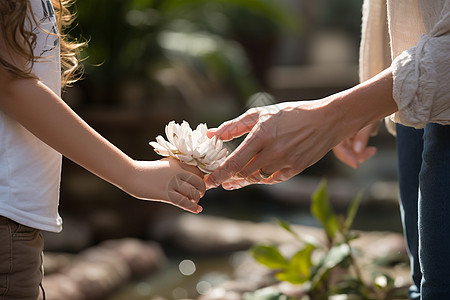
[43,0,404,299]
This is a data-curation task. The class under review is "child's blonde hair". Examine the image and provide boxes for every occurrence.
[0,0,85,87]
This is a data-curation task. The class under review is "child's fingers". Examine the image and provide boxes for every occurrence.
[168,173,206,213]
[174,179,202,203]
[178,161,205,178]
[180,172,206,197]
[168,191,203,214]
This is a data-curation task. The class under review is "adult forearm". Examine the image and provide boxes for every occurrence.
[1,78,134,190]
[330,67,398,139]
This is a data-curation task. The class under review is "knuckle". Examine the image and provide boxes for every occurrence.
[248,176,260,184]
[252,129,270,146]
[198,181,206,194]
[246,108,262,120]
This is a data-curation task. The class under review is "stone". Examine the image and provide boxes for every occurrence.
[42,238,167,300]
[40,274,84,300]
[148,214,325,254]
[99,239,167,277]
[149,214,410,299]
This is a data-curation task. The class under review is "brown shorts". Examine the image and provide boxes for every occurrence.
[0,216,44,300]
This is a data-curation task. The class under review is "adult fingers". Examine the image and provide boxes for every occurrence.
[231,147,283,179]
[356,146,377,163]
[221,178,253,190]
[333,142,359,168]
[220,167,296,190]
[207,109,260,141]
[352,125,374,153]
[205,128,265,188]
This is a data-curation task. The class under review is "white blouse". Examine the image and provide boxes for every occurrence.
[360,0,450,133]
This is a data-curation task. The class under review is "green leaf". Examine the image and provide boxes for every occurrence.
[251,245,289,269]
[277,219,302,240]
[244,286,295,300]
[322,244,351,270]
[344,191,363,232]
[276,271,306,285]
[311,244,351,288]
[291,245,314,278]
[311,180,340,240]
[160,0,299,30]
[276,219,321,247]
[276,244,315,284]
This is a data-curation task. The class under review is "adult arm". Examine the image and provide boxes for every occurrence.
[390,2,450,127]
[333,2,450,169]
[205,68,397,189]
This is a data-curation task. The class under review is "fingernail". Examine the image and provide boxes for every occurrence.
[205,178,218,189]
[206,184,216,190]
[354,141,363,153]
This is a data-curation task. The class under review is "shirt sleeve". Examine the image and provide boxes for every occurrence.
[390,3,450,128]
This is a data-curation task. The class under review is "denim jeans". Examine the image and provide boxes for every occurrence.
[396,123,450,300]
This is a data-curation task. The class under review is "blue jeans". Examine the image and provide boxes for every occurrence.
[396,123,450,300]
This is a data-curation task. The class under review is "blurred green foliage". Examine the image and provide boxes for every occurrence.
[69,0,298,106]
[321,0,363,37]
[249,181,407,300]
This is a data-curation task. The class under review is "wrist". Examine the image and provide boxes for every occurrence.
[105,155,137,193]
[328,68,397,141]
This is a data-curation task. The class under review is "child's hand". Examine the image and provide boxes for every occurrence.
[123,158,206,214]
[0,75,206,213]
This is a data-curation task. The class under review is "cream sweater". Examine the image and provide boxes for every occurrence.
[360,0,450,134]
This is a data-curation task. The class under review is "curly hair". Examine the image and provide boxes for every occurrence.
[0,0,85,87]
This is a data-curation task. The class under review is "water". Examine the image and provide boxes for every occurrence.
[109,144,403,299]
[108,183,403,300]
[108,254,235,300]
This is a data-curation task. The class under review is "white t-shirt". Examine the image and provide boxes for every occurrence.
[0,0,63,232]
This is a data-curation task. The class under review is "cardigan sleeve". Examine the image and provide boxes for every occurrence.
[390,3,450,128]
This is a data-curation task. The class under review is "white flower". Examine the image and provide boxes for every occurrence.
[149,121,228,174]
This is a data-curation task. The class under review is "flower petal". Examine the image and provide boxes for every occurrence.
[166,121,176,145]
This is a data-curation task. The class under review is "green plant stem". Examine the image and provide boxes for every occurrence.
[348,248,373,299]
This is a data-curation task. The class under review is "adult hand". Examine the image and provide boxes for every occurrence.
[332,122,380,168]
[124,158,206,214]
[204,99,346,190]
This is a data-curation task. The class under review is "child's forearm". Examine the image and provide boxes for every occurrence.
[0,77,134,191]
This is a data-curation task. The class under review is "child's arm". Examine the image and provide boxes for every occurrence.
[0,68,205,214]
